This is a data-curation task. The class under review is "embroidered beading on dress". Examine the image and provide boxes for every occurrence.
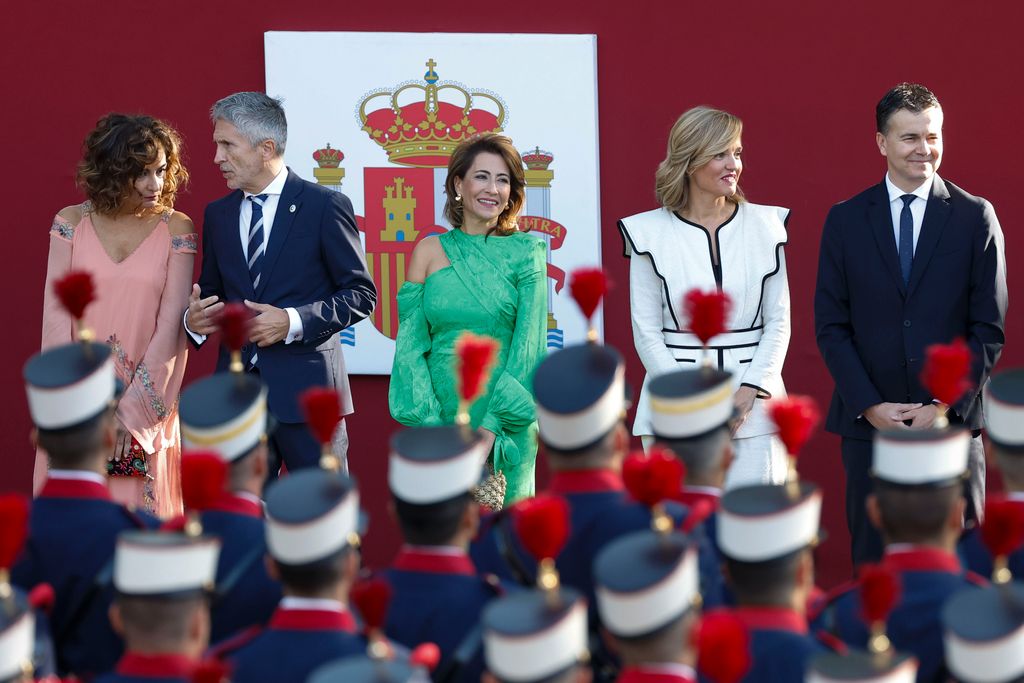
[135,361,169,420]
[50,218,75,240]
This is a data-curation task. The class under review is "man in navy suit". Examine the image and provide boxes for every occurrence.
[185,92,376,474]
[814,83,1007,566]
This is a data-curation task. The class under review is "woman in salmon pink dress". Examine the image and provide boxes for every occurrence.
[35,113,195,517]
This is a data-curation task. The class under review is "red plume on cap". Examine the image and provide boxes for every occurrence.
[622,448,684,508]
[684,289,732,346]
[410,643,441,672]
[921,338,973,407]
[695,610,751,683]
[181,452,227,512]
[351,576,393,633]
[0,494,29,571]
[217,302,251,353]
[54,270,96,320]
[858,563,901,625]
[681,498,714,535]
[981,496,1024,566]
[300,387,341,445]
[28,583,55,614]
[456,333,499,405]
[514,494,570,563]
[191,660,231,683]
[569,267,608,322]
[769,396,820,457]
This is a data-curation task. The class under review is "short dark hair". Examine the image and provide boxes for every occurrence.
[873,480,961,543]
[273,546,355,595]
[725,547,806,606]
[655,426,731,482]
[443,133,526,236]
[876,83,941,134]
[36,407,114,469]
[115,594,207,648]
[393,493,472,546]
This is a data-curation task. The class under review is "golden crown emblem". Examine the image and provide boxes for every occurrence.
[358,59,508,168]
[313,143,344,168]
[522,147,554,170]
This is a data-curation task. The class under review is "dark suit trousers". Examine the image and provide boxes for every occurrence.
[841,432,985,570]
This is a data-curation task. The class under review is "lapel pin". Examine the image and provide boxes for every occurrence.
[289,204,296,213]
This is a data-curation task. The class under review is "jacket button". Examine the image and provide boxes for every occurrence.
[903,320,912,328]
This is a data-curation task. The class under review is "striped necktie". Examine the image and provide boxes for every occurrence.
[247,193,269,289]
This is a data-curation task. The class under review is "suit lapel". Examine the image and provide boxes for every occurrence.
[220,192,255,300]
[256,169,303,300]
[866,181,906,296]
[906,175,952,297]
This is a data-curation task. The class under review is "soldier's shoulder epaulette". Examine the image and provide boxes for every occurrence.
[815,628,849,654]
[965,570,989,587]
[207,624,264,661]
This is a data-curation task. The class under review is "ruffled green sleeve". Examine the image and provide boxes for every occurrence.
[480,237,548,470]
[389,282,444,426]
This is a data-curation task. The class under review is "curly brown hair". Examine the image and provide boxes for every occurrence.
[77,114,189,215]
[443,133,526,236]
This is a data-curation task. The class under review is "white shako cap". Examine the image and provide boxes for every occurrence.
[308,655,420,683]
[649,368,734,439]
[718,482,822,562]
[0,594,34,682]
[483,587,589,683]
[594,529,699,638]
[113,530,221,596]
[984,369,1024,450]
[805,651,918,683]
[872,428,969,486]
[942,582,1024,683]
[265,468,360,566]
[533,344,626,451]
[389,425,488,504]
[24,341,117,431]
[180,373,268,463]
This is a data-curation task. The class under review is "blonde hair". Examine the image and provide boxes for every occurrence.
[654,106,745,213]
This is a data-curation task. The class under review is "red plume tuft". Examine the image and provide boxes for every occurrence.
[569,267,608,321]
[217,302,252,353]
[456,333,499,404]
[191,659,231,683]
[769,396,821,457]
[351,576,393,632]
[180,452,227,512]
[410,643,442,672]
[681,498,715,535]
[28,583,55,614]
[54,270,96,320]
[683,289,732,345]
[300,387,341,445]
[622,448,684,507]
[0,494,29,571]
[921,338,973,407]
[513,494,570,563]
[859,563,901,625]
[981,496,1024,560]
[695,610,751,683]
[160,516,188,533]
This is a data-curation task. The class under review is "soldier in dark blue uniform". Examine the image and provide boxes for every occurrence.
[815,429,984,681]
[14,326,157,679]
[94,529,222,683]
[942,581,1024,682]
[381,425,505,683]
[717,472,830,682]
[593,523,702,683]
[178,358,281,645]
[212,467,365,682]
[959,368,1024,579]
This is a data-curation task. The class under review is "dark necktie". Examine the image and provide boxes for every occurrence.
[247,194,269,289]
[898,194,915,285]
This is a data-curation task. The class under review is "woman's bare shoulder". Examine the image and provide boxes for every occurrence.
[166,210,196,236]
[57,204,84,224]
[407,234,444,283]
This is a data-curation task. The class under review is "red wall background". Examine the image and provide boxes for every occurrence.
[3,1,1021,588]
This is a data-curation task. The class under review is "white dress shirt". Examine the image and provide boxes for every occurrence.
[885,173,934,256]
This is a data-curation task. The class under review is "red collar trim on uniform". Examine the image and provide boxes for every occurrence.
[269,607,357,632]
[116,652,196,677]
[676,488,721,508]
[732,606,808,634]
[549,470,624,494]
[393,547,476,575]
[883,547,962,574]
[617,665,696,683]
[205,493,263,518]
[39,477,112,501]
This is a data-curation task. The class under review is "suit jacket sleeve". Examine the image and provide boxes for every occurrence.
[815,205,884,416]
[294,191,376,344]
[628,250,679,378]
[740,243,791,397]
[956,200,1007,417]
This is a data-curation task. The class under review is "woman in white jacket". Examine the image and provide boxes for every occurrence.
[619,106,791,488]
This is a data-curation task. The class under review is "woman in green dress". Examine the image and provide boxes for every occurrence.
[389,133,548,505]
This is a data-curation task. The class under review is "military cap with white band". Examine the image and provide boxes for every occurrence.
[649,368,733,439]
[942,582,1024,683]
[23,342,117,431]
[872,429,969,486]
[0,593,34,682]
[113,530,221,597]
[805,651,918,683]
[984,369,1024,450]
[718,483,822,562]
[180,373,268,462]
[308,655,424,683]
[265,469,360,566]
[389,426,488,504]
